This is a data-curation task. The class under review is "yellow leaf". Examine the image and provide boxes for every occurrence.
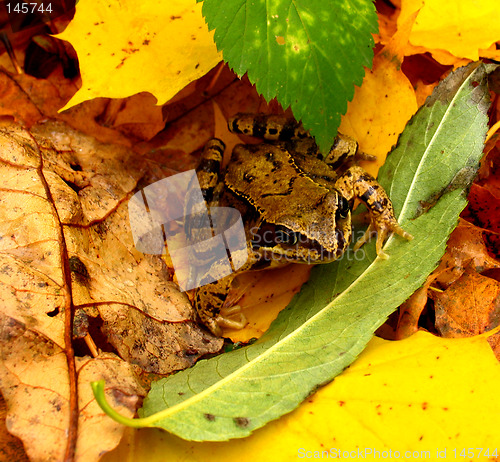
[56,0,222,109]
[339,12,418,177]
[102,332,500,461]
[400,0,500,61]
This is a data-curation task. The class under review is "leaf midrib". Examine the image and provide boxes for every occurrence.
[395,70,474,223]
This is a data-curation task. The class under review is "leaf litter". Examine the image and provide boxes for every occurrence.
[0,0,500,459]
[91,62,495,442]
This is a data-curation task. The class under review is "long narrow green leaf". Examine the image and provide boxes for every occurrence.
[93,62,493,441]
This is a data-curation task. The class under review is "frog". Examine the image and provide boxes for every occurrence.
[190,113,413,337]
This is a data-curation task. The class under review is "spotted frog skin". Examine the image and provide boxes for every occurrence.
[192,113,412,336]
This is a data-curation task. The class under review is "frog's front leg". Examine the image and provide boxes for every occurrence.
[191,138,248,336]
[335,166,413,258]
[196,138,225,202]
[194,273,247,337]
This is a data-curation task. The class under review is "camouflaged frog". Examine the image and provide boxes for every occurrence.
[191,113,412,336]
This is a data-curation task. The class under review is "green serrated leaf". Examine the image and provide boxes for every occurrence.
[93,62,493,441]
[198,0,377,153]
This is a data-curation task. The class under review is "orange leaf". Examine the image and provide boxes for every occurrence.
[433,266,500,338]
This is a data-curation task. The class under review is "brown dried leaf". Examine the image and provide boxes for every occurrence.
[432,266,500,338]
[463,183,500,231]
[393,219,500,340]
[434,219,500,287]
[0,68,166,147]
[394,272,439,340]
[1,318,144,462]
[0,72,43,125]
[0,120,222,460]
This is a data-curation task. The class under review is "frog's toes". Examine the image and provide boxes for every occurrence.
[375,226,391,259]
[204,317,223,337]
[216,305,247,331]
[354,212,413,259]
[221,304,242,316]
[393,223,414,242]
[353,222,390,258]
[353,223,376,252]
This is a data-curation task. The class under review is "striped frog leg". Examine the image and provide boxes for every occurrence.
[334,166,413,259]
[190,139,248,336]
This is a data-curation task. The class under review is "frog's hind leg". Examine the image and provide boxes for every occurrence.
[217,304,247,331]
[228,113,360,167]
[194,273,247,337]
[228,113,309,141]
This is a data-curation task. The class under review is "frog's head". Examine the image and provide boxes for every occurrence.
[251,191,352,263]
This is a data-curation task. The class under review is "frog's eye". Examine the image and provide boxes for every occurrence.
[336,196,350,219]
[275,229,300,245]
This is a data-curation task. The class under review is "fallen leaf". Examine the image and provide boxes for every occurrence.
[141,100,215,171]
[394,273,438,340]
[0,65,165,147]
[400,53,452,106]
[101,331,500,461]
[432,266,500,338]
[0,394,28,462]
[199,0,377,153]
[0,71,43,125]
[0,316,144,462]
[222,264,313,342]
[434,219,500,287]
[400,0,500,62]
[395,219,500,340]
[0,119,222,460]
[108,93,165,141]
[31,119,223,369]
[462,183,500,233]
[57,0,222,109]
